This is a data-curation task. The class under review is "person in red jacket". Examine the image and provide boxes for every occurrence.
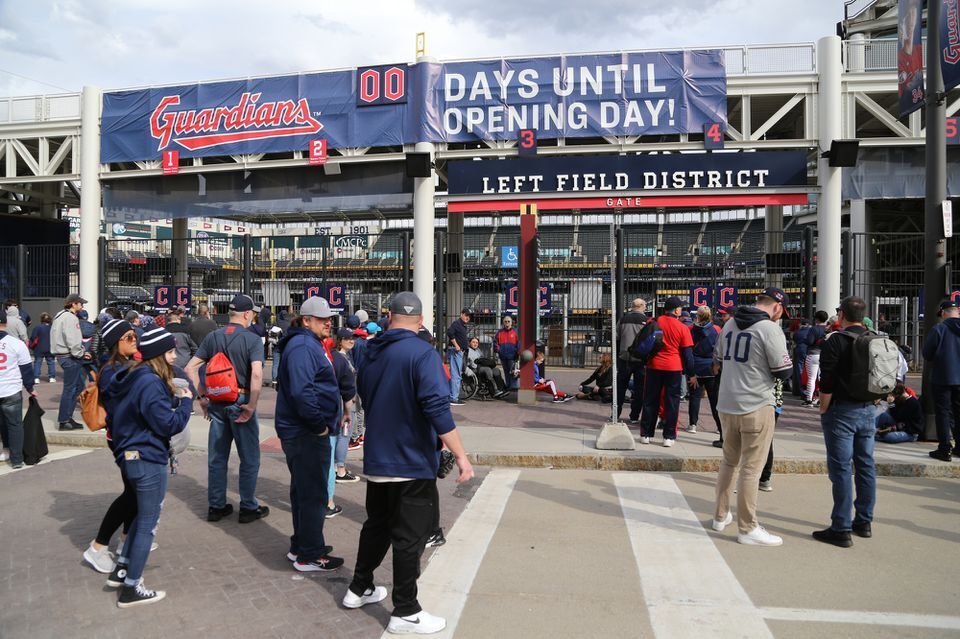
[494,316,520,390]
[638,297,695,447]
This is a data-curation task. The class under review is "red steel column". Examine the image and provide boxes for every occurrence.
[517,203,538,405]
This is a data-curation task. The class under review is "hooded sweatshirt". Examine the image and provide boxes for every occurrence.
[274,327,341,440]
[5,307,28,344]
[922,317,960,386]
[713,306,792,415]
[690,321,721,377]
[358,328,456,479]
[103,365,191,465]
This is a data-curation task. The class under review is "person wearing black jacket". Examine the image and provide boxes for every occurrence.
[813,296,876,548]
[576,353,613,401]
[445,308,472,405]
[688,307,722,439]
[875,384,923,443]
[615,299,648,421]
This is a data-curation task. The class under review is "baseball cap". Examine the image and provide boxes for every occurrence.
[300,296,338,319]
[345,314,361,329]
[760,287,791,318]
[229,294,261,313]
[717,306,731,316]
[366,321,382,334]
[65,293,88,305]
[336,327,356,339]
[663,296,685,311]
[461,307,474,317]
[389,292,423,316]
[124,310,140,322]
[939,299,959,315]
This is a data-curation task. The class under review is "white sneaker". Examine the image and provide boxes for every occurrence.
[34,378,40,384]
[387,610,446,635]
[342,585,388,609]
[738,526,783,546]
[639,436,650,445]
[712,511,733,532]
[115,538,158,555]
[663,439,675,448]
[0,448,9,462]
[83,543,117,574]
[48,378,56,383]
[758,480,773,492]
[687,424,697,433]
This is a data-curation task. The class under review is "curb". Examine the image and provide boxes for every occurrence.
[44,432,960,478]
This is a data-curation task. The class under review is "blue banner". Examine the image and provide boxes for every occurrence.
[942,0,960,92]
[687,285,738,310]
[101,51,727,163]
[154,285,191,309]
[898,0,926,117]
[505,282,553,314]
[304,284,345,311]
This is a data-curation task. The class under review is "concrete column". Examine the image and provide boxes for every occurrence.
[848,199,869,301]
[172,218,189,286]
[79,86,102,312]
[764,204,784,288]
[816,36,842,314]
[445,213,464,327]
[412,55,437,331]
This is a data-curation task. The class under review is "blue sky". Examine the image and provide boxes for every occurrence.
[0,0,842,96]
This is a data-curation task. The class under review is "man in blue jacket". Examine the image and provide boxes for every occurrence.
[924,299,960,462]
[275,296,344,571]
[343,292,474,636]
[445,308,472,406]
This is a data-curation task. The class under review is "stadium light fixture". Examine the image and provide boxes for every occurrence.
[821,139,860,167]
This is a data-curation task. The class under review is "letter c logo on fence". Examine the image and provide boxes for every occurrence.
[305,286,321,299]
[327,286,344,309]
[718,287,737,308]
[175,286,191,307]
[691,287,710,308]
[155,286,170,308]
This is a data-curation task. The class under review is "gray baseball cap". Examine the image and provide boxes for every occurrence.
[300,296,338,319]
[388,292,423,316]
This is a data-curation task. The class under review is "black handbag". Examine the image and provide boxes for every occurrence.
[22,396,49,466]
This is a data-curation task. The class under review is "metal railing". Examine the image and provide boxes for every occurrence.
[844,0,880,21]
[844,38,925,73]
[0,93,81,124]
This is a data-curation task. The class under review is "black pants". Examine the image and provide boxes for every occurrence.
[616,360,645,420]
[933,384,960,452]
[477,365,505,395]
[688,376,720,431]
[281,432,331,561]
[639,369,682,439]
[350,479,438,617]
[95,458,137,546]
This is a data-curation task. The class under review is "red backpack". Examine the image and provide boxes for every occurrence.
[205,329,243,403]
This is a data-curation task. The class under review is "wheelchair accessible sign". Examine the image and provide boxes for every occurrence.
[501,245,518,268]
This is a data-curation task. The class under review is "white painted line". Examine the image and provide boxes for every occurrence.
[614,472,774,639]
[380,469,520,639]
[0,448,94,477]
[760,607,960,630]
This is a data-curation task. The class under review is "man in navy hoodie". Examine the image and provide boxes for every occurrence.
[274,296,344,572]
[343,292,473,636]
[924,299,960,461]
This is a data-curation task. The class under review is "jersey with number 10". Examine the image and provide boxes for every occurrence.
[713,314,791,415]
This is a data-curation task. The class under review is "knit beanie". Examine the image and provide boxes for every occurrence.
[138,327,176,361]
[101,319,133,350]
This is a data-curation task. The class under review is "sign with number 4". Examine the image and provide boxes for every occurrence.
[703,122,724,150]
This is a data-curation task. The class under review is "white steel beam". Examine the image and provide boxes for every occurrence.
[853,92,911,137]
[749,93,805,140]
[10,139,40,175]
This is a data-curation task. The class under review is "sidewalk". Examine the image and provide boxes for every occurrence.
[36,370,960,478]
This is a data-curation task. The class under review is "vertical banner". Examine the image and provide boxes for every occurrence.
[898,0,926,117]
[304,284,345,311]
[942,0,960,92]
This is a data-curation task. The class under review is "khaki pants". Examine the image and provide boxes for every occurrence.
[714,406,776,534]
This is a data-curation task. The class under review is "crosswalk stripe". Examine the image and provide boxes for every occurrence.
[759,607,960,630]
[614,472,774,639]
[380,469,520,639]
[0,448,94,477]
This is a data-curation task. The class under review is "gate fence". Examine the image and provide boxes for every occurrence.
[0,244,78,303]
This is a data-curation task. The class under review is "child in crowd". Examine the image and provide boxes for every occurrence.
[533,351,573,403]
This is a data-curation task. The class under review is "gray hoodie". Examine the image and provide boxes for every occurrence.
[4,307,28,344]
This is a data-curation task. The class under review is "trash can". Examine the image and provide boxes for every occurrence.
[569,343,586,368]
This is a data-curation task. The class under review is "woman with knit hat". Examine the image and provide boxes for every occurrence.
[101,327,192,608]
[82,319,139,575]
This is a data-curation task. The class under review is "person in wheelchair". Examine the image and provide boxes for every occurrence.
[575,353,613,403]
[465,337,509,400]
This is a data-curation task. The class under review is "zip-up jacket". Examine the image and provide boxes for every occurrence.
[690,321,721,377]
[617,311,648,360]
[275,327,341,440]
[51,309,84,358]
[494,328,519,359]
[103,365,191,465]
[30,323,52,354]
[922,317,960,386]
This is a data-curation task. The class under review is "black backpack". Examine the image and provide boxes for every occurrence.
[839,329,899,401]
[629,320,664,364]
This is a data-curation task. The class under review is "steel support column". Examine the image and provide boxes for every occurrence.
[816,36,842,314]
[517,204,538,406]
[79,86,102,312]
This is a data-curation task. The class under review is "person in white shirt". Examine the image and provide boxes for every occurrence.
[0,313,38,468]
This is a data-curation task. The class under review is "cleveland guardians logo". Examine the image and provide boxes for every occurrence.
[150,92,323,151]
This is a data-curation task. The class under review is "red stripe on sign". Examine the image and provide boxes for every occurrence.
[174,123,323,150]
[447,193,808,213]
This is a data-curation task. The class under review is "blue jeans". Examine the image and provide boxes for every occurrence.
[499,355,517,389]
[207,395,261,511]
[447,350,463,402]
[328,433,339,502]
[932,384,960,452]
[280,432,331,561]
[874,411,919,443]
[34,354,56,380]
[119,458,167,584]
[0,393,24,465]
[820,400,877,532]
[334,424,349,467]
[271,351,281,383]
[57,356,85,423]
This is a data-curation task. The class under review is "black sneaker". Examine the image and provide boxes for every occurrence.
[712,439,724,448]
[58,421,79,431]
[293,555,344,572]
[335,471,360,483]
[929,449,953,462]
[425,529,446,548]
[207,504,234,522]
[852,522,872,538]
[117,580,166,608]
[287,545,332,562]
[239,505,270,523]
[437,450,456,479]
[106,563,129,588]
[812,527,853,548]
[324,505,343,519]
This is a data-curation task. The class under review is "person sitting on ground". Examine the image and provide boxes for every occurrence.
[875,384,924,444]
[533,351,573,403]
[465,337,509,399]
[576,353,613,402]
